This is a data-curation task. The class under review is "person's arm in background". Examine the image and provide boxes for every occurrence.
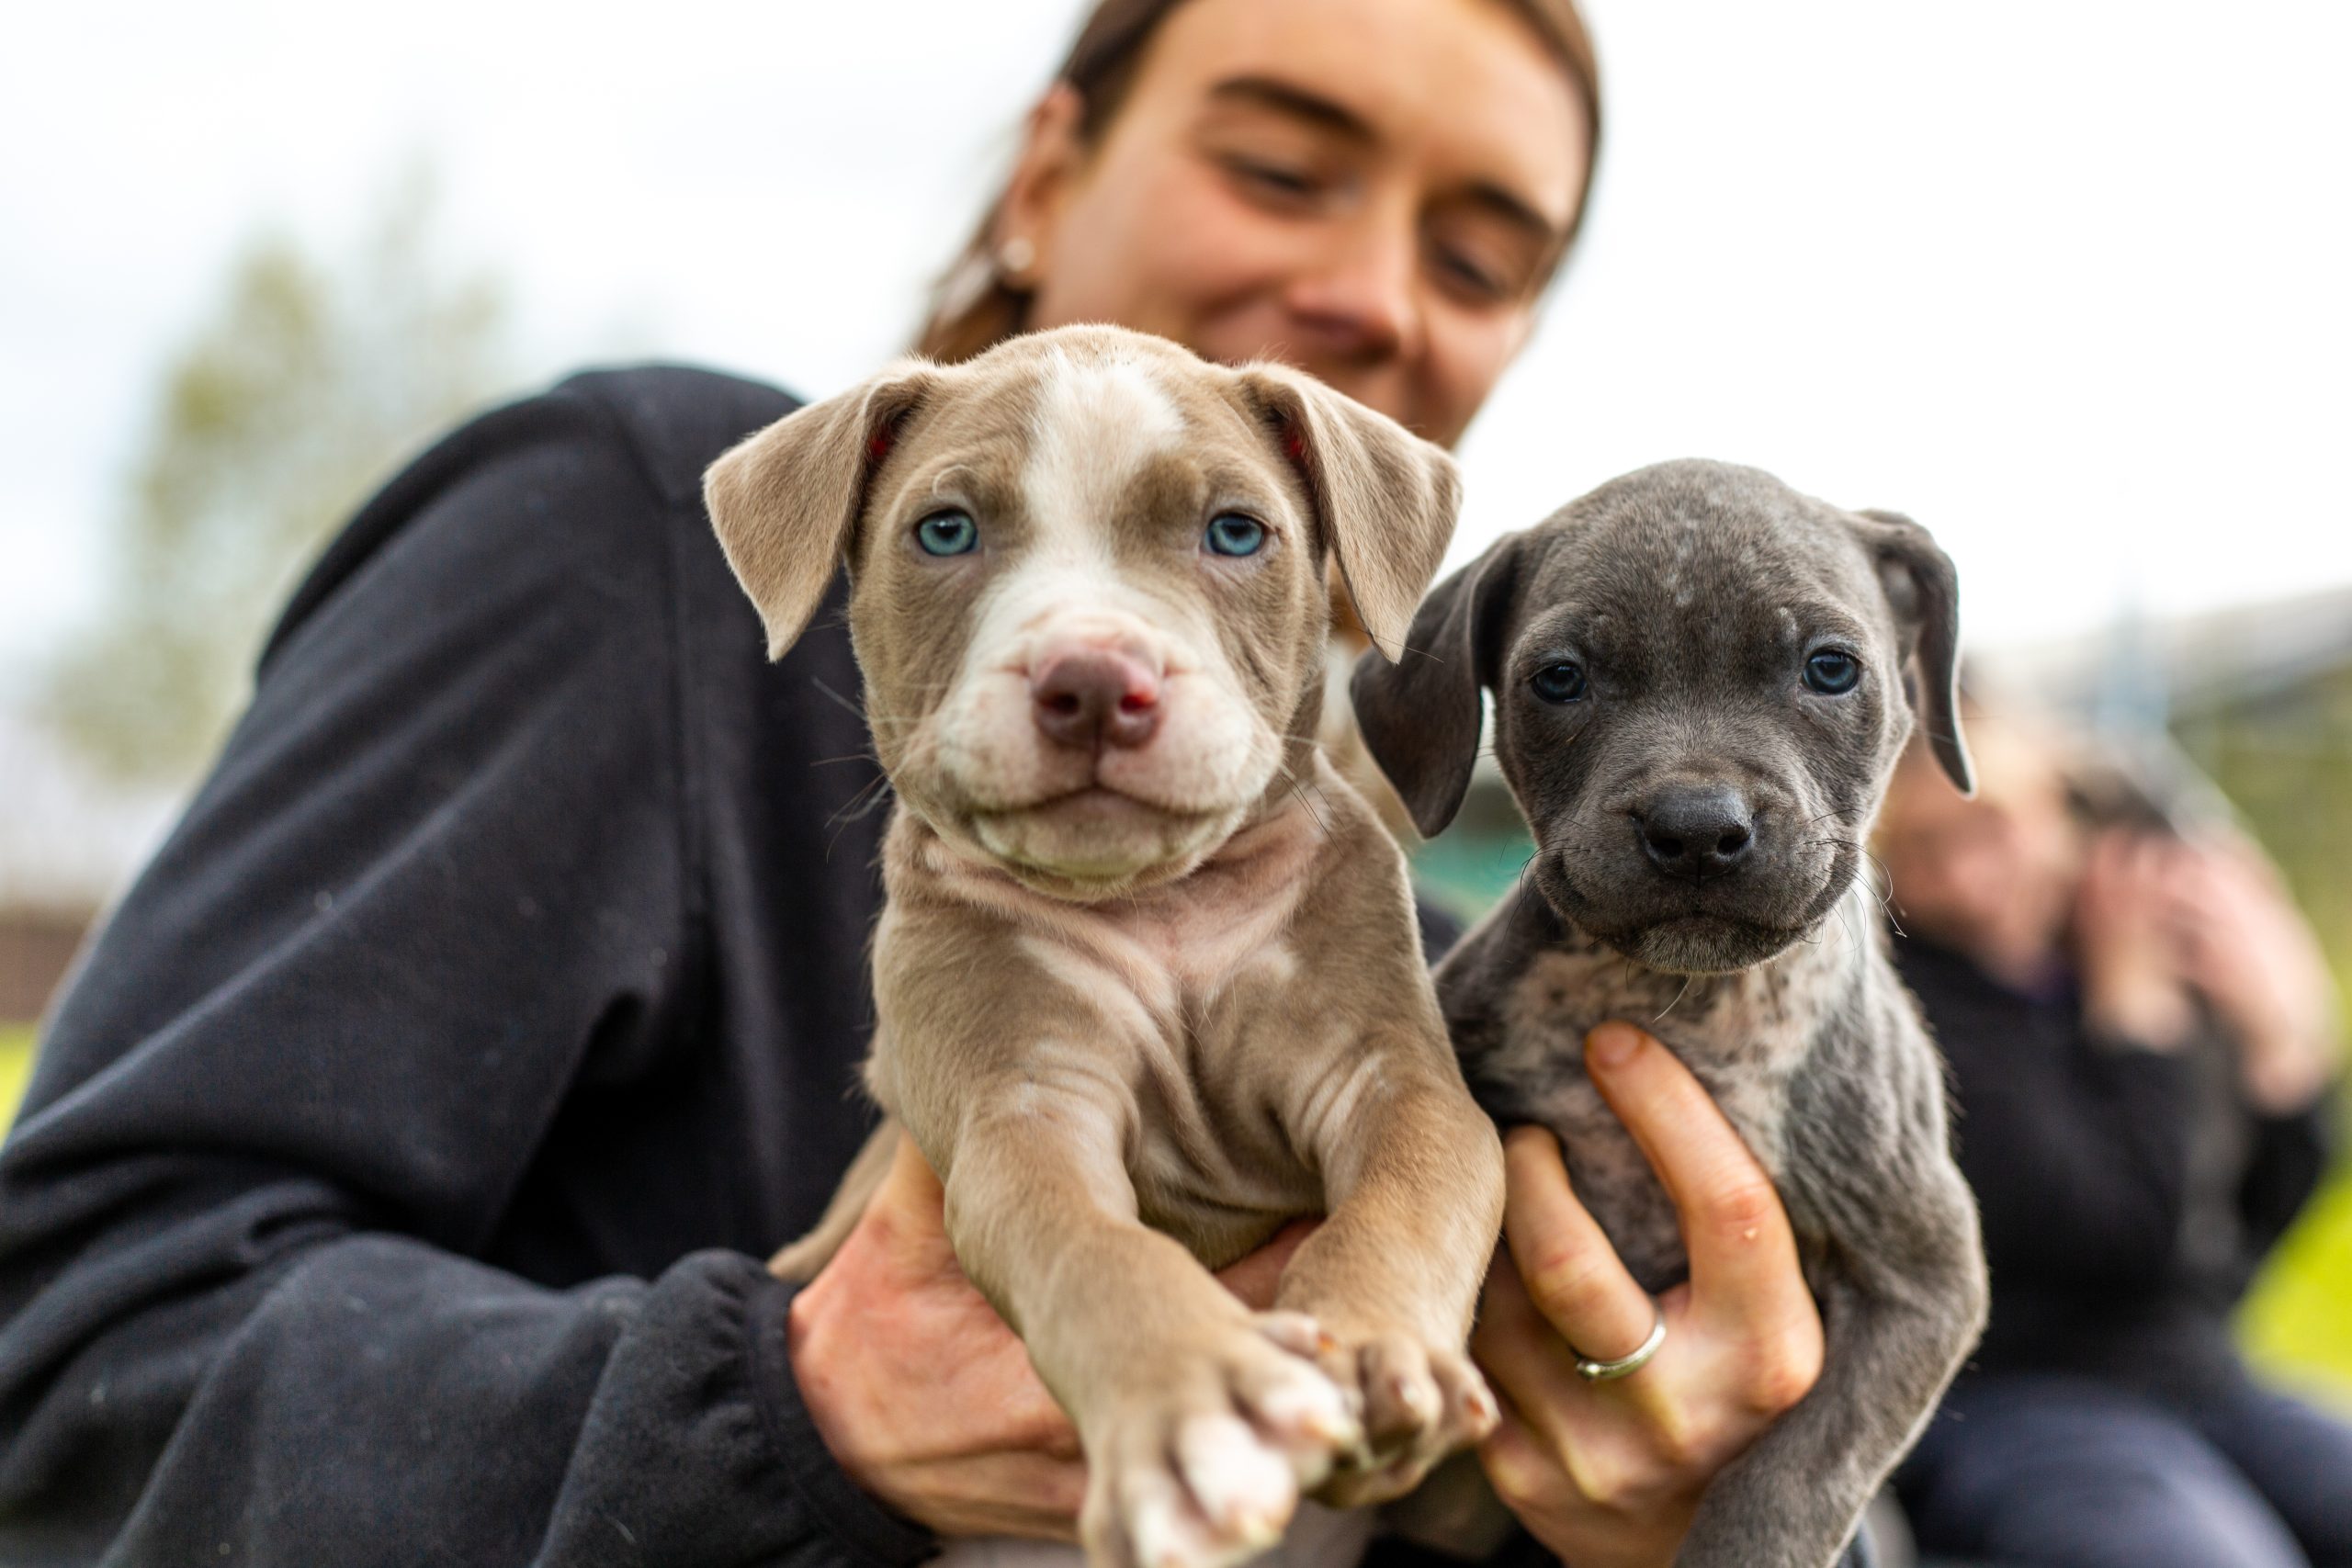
[2161,834,2345,1252]
[1928,830,2211,1291]
[0,384,929,1568]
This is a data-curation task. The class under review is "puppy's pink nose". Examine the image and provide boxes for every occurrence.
[1032,650,1161,751]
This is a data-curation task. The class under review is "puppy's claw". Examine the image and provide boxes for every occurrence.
[1306,1333,1495,1506]
[1436,1355,1501,1443]
[1251,1373,1358,1453]
[1253,1310,1324,1360]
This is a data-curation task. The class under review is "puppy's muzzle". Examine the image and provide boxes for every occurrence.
[1634,784,1757,885]
[1033,645,1162,753]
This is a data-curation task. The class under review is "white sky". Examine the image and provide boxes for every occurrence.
[4,0,2348,690]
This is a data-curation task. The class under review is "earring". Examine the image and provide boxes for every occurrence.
[997,234,1037,283]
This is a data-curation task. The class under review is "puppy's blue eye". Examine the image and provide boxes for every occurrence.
[916,511,978,557]
[1204,513,1266,557]
[1531,662,1587,704]
[1804,649,1861,694]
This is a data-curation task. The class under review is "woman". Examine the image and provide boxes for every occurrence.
[0,3,1830,1565]
[1876,722,2348,1567]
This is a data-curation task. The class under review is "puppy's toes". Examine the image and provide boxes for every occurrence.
[1354,1336,1442,1451]
[1090,1452,1205,1568]
[1230,1315,1360,1466]
[1431,1349,1500,1444]
[1311,1334,1493,1506]
[1174,1412,1295,1545]
[1086,1323,1356,1568]
[1251,1309,1325,1361]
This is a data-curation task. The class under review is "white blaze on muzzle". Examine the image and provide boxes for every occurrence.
[925,352,1276,838]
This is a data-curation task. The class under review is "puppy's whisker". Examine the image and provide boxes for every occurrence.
[1289,780,1333,840]
[1507,848,1549,926]
[828,772,888,823]
[1272,757,1334,840]
[823,773,896,857]
[1858,847,1905,937]
[1805,836,1905,934]
[1652,974,1696,1024]
[809,677,865,720]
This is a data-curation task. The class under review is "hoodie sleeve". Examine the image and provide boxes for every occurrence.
[0,384,933,1568]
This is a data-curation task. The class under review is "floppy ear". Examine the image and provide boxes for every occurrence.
[704,363,937,660]
[1349,532,1526,839]
[1854,508,1973,796]
[1236,362,1464,661]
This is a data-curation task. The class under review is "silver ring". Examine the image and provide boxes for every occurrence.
[1572,1303,1667,1382]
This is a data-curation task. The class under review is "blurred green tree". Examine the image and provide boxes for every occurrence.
[2174,664,2352,1000]
[42,170,509,783]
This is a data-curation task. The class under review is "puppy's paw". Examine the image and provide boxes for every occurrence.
[1082,1314,1360,1568]
[1311,1332,1498,1508]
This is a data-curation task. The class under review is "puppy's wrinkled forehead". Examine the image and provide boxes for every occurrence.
[1022,344,1191,527]
[1522,468,1893,681]
[874,333,1285,557]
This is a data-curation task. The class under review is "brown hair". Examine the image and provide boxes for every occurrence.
[912,0,1602,363]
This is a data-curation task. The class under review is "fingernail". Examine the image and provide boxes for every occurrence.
[1586,1023,1644,1068]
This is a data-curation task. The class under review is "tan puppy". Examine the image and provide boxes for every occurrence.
[707,326,1507,1568]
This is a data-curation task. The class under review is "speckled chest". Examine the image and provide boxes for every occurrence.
[1458,921,1861,1293]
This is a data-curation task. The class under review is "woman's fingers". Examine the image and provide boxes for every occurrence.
[856,1134,1079,1442]
[1499,1125,1657,1365]
[1472,1247,1593,1459]
[863,1132,958,1263]
[1581,1024,1814,1342]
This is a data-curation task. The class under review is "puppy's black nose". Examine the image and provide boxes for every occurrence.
[1636,786,1756,881]
[1032,649,1162,751]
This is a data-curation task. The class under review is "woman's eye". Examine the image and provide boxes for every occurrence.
[1223,155,1323,206]
[1804,649,1861,694]
[1531,662,1587,704]
[1204,513,1267,558]
[1431,244,1506,302]
[915,511,978,557]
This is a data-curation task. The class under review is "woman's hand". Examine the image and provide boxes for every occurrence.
[2164,835,2342,1112]
[784,1133,1309,1540]
[2074,826,2341,1109]
[2074,829,2201,1051]
[1471,1022,1825,1568]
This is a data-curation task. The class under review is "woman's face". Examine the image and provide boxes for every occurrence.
[1006,0,1589,448]
[1877,739,2085,977]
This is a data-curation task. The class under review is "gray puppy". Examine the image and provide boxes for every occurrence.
[1351,459,1989,1568]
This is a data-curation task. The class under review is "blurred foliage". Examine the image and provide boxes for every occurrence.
[1,1025,30,1136]
[2174,662,2352,1398]
[2174,662,2352,1000]
[40,170,510,784]
[2242,1172,2352,1409]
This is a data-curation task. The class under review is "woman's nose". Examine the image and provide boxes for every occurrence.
[1282,209,1423,365]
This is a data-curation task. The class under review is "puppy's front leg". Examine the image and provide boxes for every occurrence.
[942,1089,1361,1568]
[1274,1066,1507,1504]
[1675,1179,1988,1568]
